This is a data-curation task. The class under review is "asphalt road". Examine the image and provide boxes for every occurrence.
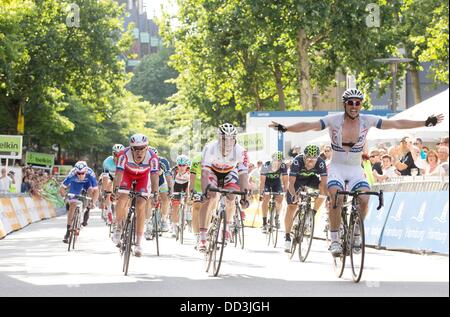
[0,209,448,297]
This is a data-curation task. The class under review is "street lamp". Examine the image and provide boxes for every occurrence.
[374,57,413,112]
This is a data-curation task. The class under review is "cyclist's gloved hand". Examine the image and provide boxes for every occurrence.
[425,115,438,127]
[240,198,250,209]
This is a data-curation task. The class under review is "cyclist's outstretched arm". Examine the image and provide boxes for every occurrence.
[269,120,322,133]
[380,114,444,129]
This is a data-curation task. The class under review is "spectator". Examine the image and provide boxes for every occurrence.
[374,154,400,182]
[437,146,449,176]
[439,136,449,148]
[249,161,261,195]
[7,170,16,193]
[411,148,445,176]
[321,145,332,166]
[388,145,401,162]
[395,136,420,176]
[378,148,387,156]
[369,149,383,176]
[288,146,301,158]
[0,168,13,194]
[413,138,427,160]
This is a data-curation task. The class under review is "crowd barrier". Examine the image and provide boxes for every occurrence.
[245,178,448,254]
[0,194,63,239]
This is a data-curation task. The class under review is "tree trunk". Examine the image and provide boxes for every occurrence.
[253,81,262,111]
[296,28,312,110]
[410,67,422,106]
[273,62,286,111]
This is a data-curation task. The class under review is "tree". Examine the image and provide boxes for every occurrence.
[127,47,179,104]
[160,0,403,123]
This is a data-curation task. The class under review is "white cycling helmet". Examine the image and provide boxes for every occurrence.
[130,133,148,147]
[74,161,88,173]
[342,88,364,103]
[176,154,190,166]
[112,144,125,154]
[218,123,238,137]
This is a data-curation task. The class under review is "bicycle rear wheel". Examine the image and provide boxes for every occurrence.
[266,207,277,247]
[299,209,315,262]
[212,210,226,276]
[350,212,365,283]
[289,209,300,260]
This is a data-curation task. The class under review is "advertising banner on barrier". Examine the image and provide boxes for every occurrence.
[25,151,55,167]
[380,191,449,254]
[363,192,396,247]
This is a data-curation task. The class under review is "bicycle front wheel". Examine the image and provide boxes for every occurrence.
[237,208,245,249]
[212,210,227,276]
[154,210,160,256]
[350,212,365,283]
[299,209,315,262]
[179,204,185,245]
[67,209,77,252]
[123,214,135,275]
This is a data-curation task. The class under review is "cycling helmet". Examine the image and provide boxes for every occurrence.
[271,151,284,161]
[130,133,148,146]
[304,145,320,158]
[149,146,158,155]
[218,123,238,137]
[74,161,88,173]
[342,88,364,103]
[112,144,125,154]
[176,154,190,166]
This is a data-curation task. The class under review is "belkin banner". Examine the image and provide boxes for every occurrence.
[380,191,449,254]
[0,135,23,159]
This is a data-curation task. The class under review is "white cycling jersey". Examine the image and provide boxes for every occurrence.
[319,113,383,166]
[319,113,383,191]
[201,140,249,174]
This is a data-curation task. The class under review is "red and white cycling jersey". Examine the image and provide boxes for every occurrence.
[201,140,249,174]
[116,147,159,176]
[172,166,190,184]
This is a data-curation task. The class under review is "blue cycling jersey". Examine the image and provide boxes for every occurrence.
[62,172,98,195]
[102,156,116,177]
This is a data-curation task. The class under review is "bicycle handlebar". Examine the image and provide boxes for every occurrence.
[205,185,247,196]
[67,194,92,201]
[333,190,384,210]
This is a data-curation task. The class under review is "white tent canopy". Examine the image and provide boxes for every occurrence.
[310,89,449,146]
[366,88,449,142]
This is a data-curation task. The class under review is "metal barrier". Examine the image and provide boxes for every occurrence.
[371,176,449,192]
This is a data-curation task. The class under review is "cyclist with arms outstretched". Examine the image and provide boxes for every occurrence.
[270,88,444,256]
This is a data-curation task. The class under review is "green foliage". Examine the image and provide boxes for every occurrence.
[127,47,179,105]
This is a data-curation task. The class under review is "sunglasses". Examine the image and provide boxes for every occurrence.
[76,172,86,175]
[305,156,318,161]
[345,100,361,107]
[131,146,146,151]
[369,155,378,158]
[178,164,187,167]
